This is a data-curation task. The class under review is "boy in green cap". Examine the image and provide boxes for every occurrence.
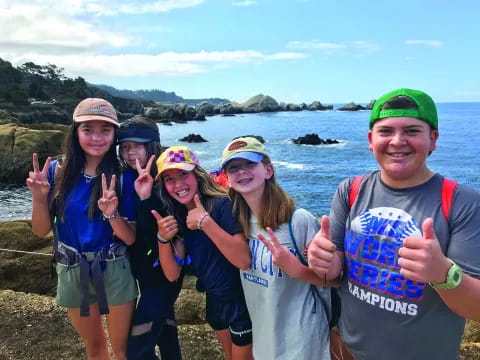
[307,88,480,360]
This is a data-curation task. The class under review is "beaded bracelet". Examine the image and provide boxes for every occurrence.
[102,209,118,221]
[197,212,209,230]
[303,243,310,263]
[157,233,171,244]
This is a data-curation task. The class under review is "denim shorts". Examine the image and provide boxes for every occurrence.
[56,256,138,308]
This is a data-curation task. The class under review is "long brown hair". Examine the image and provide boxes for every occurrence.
[49,123,120,220]
[155,166,227,233]
[229,156,295,238]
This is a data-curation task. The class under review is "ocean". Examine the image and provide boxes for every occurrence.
[1,102,479,221]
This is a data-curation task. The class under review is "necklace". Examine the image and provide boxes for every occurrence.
[82,173,98,183]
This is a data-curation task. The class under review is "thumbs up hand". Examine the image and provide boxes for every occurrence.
[398,218,451,284]
[186,194,209,230]
[308,216,338,279]
[152,210,179,241]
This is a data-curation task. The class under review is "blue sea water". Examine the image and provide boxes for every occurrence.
[1,102,479,221]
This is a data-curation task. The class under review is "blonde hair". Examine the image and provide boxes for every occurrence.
[229,156,295,238]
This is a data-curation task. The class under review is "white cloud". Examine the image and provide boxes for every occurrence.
[0,0,204,16]
[286,40,345,52]
[0,5,128,55]
[404,40,443,47]
[4,50,307,78]
[286,40,379,56]
[232,0,257,6]
[107,0,205,16]
[352,41,379,53]
[0,0,306,81]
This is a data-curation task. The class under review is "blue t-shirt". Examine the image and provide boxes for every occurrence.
[47,160,136,252]
[183,196,244,302]
[119,168,138,222]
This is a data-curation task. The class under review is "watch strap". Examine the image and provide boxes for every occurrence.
[429,258,463,290]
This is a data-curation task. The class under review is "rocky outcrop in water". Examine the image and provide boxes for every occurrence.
[241,94,280,113]
[179,134,208,143]
[309,101,333,111]
[365,99,376,110]
[293,133,339,145]
[337,102,366,111]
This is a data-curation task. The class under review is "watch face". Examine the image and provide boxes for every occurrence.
[453,271,461,282]
[430,260,463,290]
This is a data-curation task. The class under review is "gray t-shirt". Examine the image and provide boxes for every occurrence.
[330,171,480,360]
[240,208,331,360]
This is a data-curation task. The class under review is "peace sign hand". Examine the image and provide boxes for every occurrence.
[26,153,52,200]
[97,173,118,217]
[134,155,155,200]
[258,227,297,271]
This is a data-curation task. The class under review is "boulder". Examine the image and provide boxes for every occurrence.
[292,133,339,145]
[145,104,198,123]
[0,110,19,125]
[11,110,70,125]
[179,134,208,143]
[0,123,67,184]
[309,101,333,111]
[366,99,376,110]
[215,103,243,115]
[193,114,206,121]
[337,102,366,111]
[241,94,280,113]
[285,103,302,111]
[195,102,216,116]
[0,220,56,296]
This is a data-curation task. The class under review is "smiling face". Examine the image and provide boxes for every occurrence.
[77,120,115,160]
[225,158,273,198]
[368,116,439,188]
[162,168,199,209]
[119,141,148,169]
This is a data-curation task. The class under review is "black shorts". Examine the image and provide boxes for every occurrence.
[206,296,252,346]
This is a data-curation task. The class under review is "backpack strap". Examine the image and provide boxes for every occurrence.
[441,178,458,221]
[348,175,364,209]
[50,160,60,278]
[288,209,306,266]
[288,209,332,318]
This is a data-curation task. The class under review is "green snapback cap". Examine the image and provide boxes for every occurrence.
[369,88,438,130]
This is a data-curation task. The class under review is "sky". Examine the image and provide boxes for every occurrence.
[1,0,479,104]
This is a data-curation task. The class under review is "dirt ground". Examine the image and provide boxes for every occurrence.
[0,289,223,360]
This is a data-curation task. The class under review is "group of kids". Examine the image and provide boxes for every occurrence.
[27,88,480,360]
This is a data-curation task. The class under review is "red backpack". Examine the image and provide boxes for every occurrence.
[348,175,458,220]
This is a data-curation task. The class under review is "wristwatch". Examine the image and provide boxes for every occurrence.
[429,258,463,290]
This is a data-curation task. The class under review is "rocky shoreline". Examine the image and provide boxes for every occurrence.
[0,220,479,359]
